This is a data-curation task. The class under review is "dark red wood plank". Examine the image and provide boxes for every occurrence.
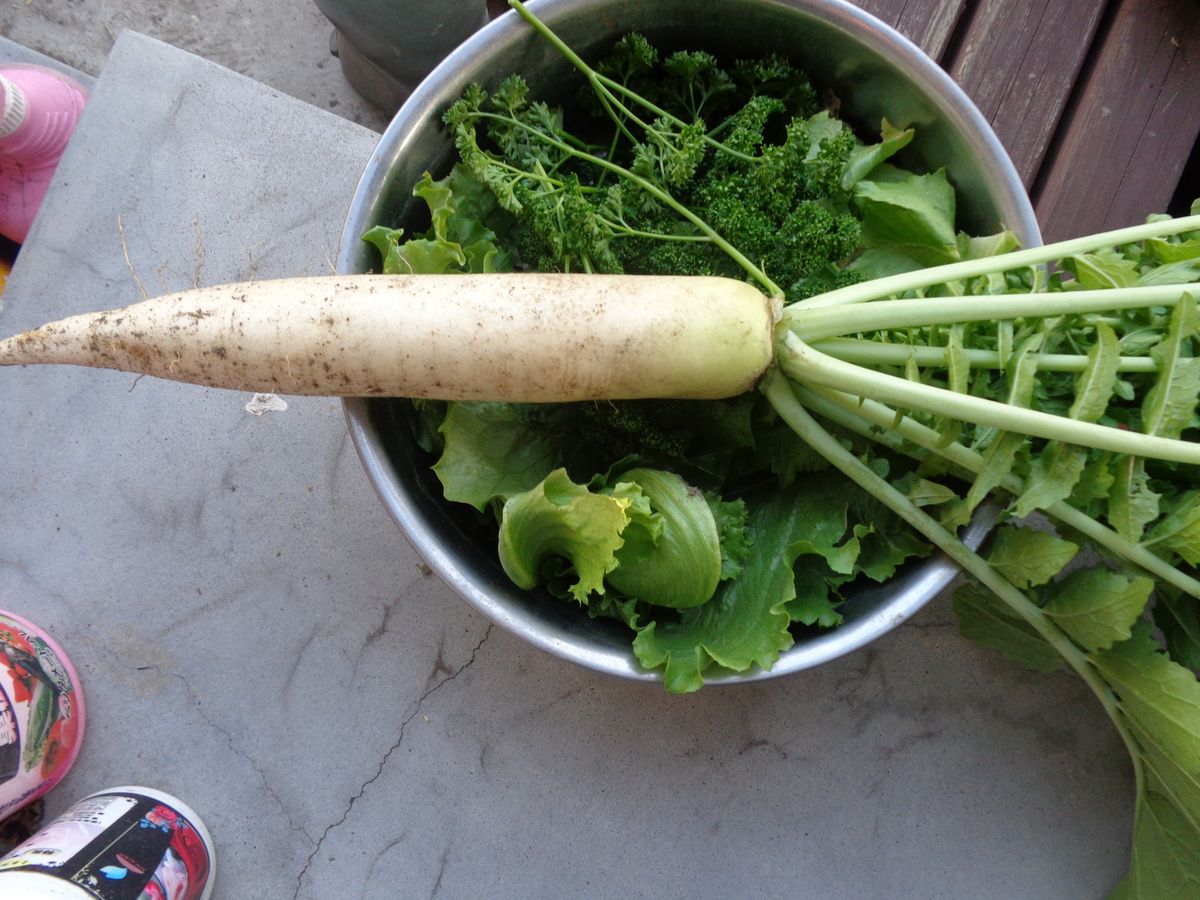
[851,0,969,59]
[947,0,1107,188]
[490,1,970,61]
[1035,0,1200,241]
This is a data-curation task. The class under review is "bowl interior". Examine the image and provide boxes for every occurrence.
[340,0,1039,683]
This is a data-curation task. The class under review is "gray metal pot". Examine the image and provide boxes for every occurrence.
[339,0,1040,684]
[314,0,490,110]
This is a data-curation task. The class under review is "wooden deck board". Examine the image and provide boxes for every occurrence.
[1033,0,1200,240]
[853,0,968,58]
[946,0,1107,188]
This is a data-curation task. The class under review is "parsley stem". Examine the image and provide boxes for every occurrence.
[508,1,758,163]
[485,154,564,187]
[595,123,623,190]
[465,102,781,292]
[598,218,713,243]
[593,87,645,151]
[506,1,657,147]
[468,109,781,294]
[507,0,782,292]
[595,75,759,163]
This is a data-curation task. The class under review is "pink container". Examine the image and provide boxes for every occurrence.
[0,785,214,899]
[0,64,89,244]
[0,610,85,820]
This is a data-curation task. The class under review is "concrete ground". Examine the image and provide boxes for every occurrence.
[2,0,393,132]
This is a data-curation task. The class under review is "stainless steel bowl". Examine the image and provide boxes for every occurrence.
[339,0,1040,683]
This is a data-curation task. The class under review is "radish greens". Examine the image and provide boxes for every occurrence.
[366,3,1200,891]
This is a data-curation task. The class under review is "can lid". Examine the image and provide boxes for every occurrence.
[0,870,91,896]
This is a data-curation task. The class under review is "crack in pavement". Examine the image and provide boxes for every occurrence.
[429,842,452,898]
[291,624,493,900]
[90,642,312,842]
[171,671,316,844]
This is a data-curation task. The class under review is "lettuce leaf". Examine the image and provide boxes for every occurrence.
[497,468,632,603]
[605,468,723,609]
[628,483,810,692]
[433,403,566,511]
[849,167,960,273]
[362,167,513,275]
[629,478,885,692]
[840,118,914,190]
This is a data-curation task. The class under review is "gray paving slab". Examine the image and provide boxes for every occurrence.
[0,29,1136,900]
[0,0,391,131]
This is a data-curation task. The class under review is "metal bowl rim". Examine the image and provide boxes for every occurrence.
[339,0,1041,685]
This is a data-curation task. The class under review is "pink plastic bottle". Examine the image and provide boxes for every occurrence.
[0,65,89,244]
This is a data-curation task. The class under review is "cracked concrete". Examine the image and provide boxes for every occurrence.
[172,670,317,845]
[292,626,493,899]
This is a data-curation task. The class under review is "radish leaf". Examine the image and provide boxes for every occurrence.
[951,582,1061,674]
[984,526,1078,590]
[1042,569,1153,652]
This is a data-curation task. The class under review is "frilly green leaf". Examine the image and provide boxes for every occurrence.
[498,468,633,603]
[605,468,723,609]
[433,403,564,512]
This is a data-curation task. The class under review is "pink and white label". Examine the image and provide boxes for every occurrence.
[0,788,213,900]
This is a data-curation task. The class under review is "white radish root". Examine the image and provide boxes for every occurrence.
[0,274,779,401]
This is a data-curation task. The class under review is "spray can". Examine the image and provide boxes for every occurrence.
[0,610,85,821]
[0,785,215,899]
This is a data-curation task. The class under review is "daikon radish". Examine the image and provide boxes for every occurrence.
[0,273,779,401]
